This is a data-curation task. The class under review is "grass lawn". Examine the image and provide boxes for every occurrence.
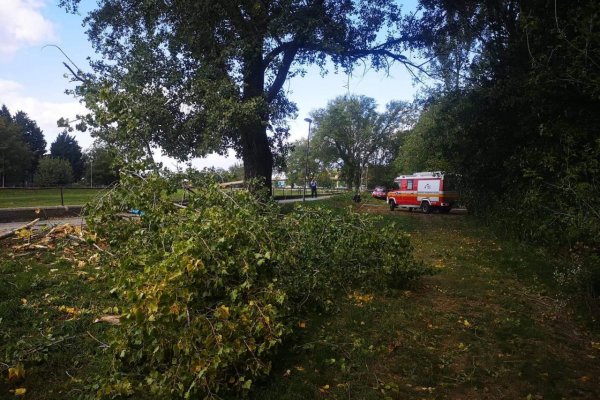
[1,195,599,399]
[0,189,106,208]
[258,196,600,399]
[0,225,116,398]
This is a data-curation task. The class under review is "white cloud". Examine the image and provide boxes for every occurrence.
[0,0,56,57]
[0,79,24,92]
[0,78,91,151]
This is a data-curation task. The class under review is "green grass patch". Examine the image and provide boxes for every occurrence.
[0,188,202,209]
[0,233,117,398]
[1,193,599,399]
[0,188,106,208]
[0,187,346,208]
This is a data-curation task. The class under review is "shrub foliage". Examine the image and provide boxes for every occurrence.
[33,157,74,186]
[86,174,430,398]
[399,0,600,307]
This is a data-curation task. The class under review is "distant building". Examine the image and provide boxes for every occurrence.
[272,173,287,188]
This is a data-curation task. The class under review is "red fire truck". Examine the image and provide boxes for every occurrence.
[386,171,458,213]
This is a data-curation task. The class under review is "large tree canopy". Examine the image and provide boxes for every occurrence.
[61,0,419,192]
[311,95,414,190]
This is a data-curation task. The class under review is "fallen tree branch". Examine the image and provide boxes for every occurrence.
[86,330,110,348]
[23,334,76,356]
[93,243,115,257]
[0,218,40,240]
[67,234,116,257]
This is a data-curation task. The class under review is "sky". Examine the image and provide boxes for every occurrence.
[0,0,422,170]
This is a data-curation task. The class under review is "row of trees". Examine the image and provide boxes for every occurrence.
[0,105,46,186]
[0,105,118,187]
[394,0,600,300]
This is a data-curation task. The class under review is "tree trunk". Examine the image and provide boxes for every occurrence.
[241,40,274,196]
[353,171,361,192]
[241,122,273,195]
[345,164,360,192]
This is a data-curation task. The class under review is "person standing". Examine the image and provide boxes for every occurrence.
[310,178,317,198]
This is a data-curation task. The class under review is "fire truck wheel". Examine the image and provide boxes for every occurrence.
[389,201,396,211]
[421,202,432,214]
[440,207,450,213]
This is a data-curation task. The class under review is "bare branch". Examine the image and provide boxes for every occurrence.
[42,44,89,82]
[63,62,88,82]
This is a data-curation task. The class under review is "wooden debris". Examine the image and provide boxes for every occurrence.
[93,315,121,325]
[0,218,40,240]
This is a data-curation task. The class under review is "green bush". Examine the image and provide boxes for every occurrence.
[86,174,431,398]
[274,206,428,310]
[34,157,74,186]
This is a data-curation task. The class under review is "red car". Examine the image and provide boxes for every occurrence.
[371,186,387,200]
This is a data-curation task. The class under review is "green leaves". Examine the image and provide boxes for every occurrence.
[398,0,600,304]
[86,174,430,398]
[310,95,411,190]
[33,158,74,187]
[60,0,420,191]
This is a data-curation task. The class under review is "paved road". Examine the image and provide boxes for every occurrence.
[0,217,85,233]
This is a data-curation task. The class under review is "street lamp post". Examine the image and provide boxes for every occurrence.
[302,117,313,202]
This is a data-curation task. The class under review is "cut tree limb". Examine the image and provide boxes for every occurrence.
[0,218,40,240]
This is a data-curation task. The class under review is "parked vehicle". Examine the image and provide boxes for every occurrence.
[371,186,387,200]
[387,171,458,213]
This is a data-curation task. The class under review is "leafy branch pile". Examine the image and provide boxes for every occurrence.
[86,174,431,398]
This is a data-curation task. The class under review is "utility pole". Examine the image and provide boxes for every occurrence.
[302,117,312,202]
[90,157,93,188]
